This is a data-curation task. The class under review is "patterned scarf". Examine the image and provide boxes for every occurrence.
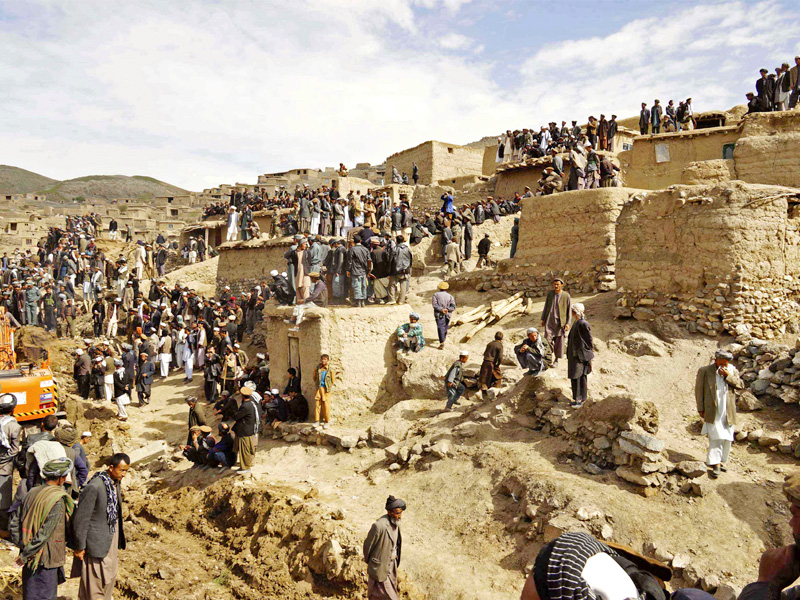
[89,471,118,533]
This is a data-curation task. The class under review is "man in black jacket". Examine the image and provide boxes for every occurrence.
[73,453,129,600]
[232,387,260,475]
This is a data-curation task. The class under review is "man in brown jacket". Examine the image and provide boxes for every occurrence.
[540,278,571,367]
[478,331,503,398]
[363,496,406,600]
[695,349,743,478]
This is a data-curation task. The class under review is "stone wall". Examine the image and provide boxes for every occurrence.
[614,182,800,338]
[482,145,498,177]
[216,238,294,296]
[385,141,483,186]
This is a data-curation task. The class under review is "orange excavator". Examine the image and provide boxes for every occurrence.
[0,308,61,423]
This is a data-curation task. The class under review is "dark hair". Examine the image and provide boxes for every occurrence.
[321,354,329,359]
[287,368,297,377]
[42,414,59,431]
[108,453,130,467]
[495,331,504,341]
[0,404,14,416]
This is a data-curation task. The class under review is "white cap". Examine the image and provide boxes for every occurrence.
[459,350,469,357]
[270,270,279,277]
[81,431,92,438]
[75,349,83,355]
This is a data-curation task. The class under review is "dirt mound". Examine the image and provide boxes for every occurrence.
[162,256,218,297]
[15,325,73,369]
[118,471,421,600]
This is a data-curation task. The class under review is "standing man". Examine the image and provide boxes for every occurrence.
[313,354,335,427]
[363,496,406,600]
[0,393,21,538]
[639,102,650,135]
[607,114,618,152]
[478,331,503,399]
[11,458,74,600]
[346,237,371,308]
[540,278,571,367]
[695,350,743,478]
[232,387,260,475]
[432,281,456,350]
[476,233,492,269]
[412,162,419,185]
[73,453,130,600]
[650,99,663,134]
[444,350,469,411]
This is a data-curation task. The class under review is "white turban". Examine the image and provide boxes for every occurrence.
[572,303,585,318]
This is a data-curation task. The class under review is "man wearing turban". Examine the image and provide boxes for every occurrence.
[10,458,74,599]
[363,496,407,600]
[695,349,743,478]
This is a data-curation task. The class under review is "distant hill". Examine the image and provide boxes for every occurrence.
[0,165,57,194]
[38,175,188,202]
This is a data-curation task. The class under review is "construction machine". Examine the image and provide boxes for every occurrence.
[0,312,61,423]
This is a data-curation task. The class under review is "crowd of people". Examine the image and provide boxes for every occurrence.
[747,59,800,114]
[496,115,622,164]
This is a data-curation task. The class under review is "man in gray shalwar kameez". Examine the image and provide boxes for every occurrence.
[540,278,572,366]
[363,495,406,600]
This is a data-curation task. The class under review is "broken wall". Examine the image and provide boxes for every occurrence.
[501,188,641,293]
[386,141,483,186]
[615,182,800,338]
[217,239,294,295]
[265,304,410,421]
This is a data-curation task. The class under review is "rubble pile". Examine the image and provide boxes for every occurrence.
[531,392,670,489]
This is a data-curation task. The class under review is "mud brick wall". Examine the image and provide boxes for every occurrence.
[615,181,800,338]
[386,141,483,186]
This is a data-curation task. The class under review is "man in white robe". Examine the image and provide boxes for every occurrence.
[695,349,743,478]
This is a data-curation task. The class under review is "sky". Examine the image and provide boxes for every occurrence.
[1,0,799,191]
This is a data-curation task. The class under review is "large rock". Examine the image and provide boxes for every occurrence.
[368,400,429,447]
[578,394,659,434]
[676,460,707,478]
[737,391,764,411]
[397,351,453,399]
[128,441,168,465]
[612,332,669,357]
[619,428,665,452]
[616,466,659,487]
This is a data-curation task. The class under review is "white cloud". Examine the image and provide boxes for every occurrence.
[0,0,797,192]
[439,33,473,50]
[517,1,798,126]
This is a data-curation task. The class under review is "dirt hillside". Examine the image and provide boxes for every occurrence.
[38,174,187,202]
[0,165,56,194]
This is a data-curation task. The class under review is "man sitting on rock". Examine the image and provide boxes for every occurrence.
[514,328,552,376]
[396,313,425,353]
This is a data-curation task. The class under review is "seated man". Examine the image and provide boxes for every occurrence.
[396,312,425,353]
[180,425,215,467]
[514,327,553,376]
[263,389,291,424]
[207,423,236,469]
[286,389,309,422]
[537,167,563,195]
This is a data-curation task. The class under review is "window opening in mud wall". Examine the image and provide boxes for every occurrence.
[722,143,735,160]
[288,335,301,380]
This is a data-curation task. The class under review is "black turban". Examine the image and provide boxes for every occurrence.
[385,495,406,511]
